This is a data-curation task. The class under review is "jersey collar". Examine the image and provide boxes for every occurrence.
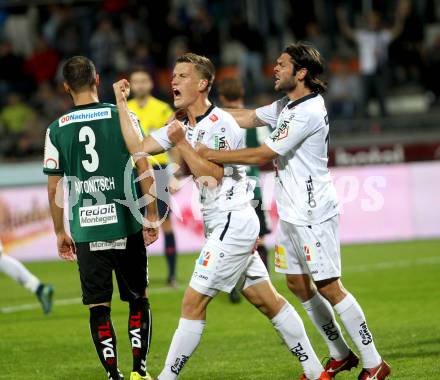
[287,93,318,109]
[71,102,101,110]
[195,103,216,123]
[183,103,216,126]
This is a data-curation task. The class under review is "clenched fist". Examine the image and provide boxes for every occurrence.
[113,79,130,104]
[167,120,187,144]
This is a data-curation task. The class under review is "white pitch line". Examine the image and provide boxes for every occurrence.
[2,256,440,314]
[0,285,184,314]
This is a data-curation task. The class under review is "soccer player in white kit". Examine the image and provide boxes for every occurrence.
[113,53,330,380]
[0,239,54,314]
[196,44,391,380]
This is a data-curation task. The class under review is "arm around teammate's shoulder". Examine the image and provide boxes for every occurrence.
[223,108,265,129]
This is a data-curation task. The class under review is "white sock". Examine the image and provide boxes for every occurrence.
[334,293,381,368]
[271,302,323,380]
[302,293,350,360]
[0,254,41,293]
[158,318,205,380]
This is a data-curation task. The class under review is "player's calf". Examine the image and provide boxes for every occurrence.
[129,298,152,378]
[89,305,123,380]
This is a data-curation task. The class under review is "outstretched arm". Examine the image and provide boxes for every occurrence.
[336,6,356,41]
[390,0,410,40]
[196,143,277,166]
[223,108,266,129]
[113,79,164,155]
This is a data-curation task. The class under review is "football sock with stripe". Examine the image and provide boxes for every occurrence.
[157,318,205,380]
[334,293,382,368]
[271,302,324,380]
[89,306,122,380]
[302,293,350,360]
[165,232,177,282]
[129,298,152,376]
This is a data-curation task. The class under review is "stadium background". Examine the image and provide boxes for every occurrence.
[0,0,439,379]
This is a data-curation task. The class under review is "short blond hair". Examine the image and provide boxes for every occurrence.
[176,53,215,91]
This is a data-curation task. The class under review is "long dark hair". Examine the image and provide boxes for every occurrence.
[284,43,327,93]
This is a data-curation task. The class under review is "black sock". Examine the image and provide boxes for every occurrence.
[89,306,121,380]
[129,298,152,376]
[257,244,269,271]
[164,232,176,281]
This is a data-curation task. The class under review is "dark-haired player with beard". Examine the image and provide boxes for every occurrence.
[197,43,390,380]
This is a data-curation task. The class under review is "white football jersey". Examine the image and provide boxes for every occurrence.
[256,93,339,226]
[151,105,253,218]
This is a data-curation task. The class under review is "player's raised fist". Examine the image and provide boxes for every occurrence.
[113,79,130,103]
[167,120,186,144]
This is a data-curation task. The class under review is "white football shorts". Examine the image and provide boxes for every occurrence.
[189,206,269,297]
[274,215,341,281]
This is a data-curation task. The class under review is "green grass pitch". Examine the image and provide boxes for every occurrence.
[1,239,439,379]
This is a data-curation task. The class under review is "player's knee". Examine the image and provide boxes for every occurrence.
[181,295,205,319]
[248,290,285,319]
[316,278,347,305]
[286,277,314,302]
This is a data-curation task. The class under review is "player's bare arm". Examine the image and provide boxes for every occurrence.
[113,79,165,156]
[133,156,159,246]
[223,108,266,129]
[47,175,76,261]
[168,120,224,183]
[196,142,277,166]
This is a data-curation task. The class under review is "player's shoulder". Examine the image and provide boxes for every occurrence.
[150,96,172,109]
[212,106,241,131]
[287,93,325,119]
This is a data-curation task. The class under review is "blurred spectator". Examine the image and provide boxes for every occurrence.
[389,0,424,85]
[0,40,27,100]
[31,82,67,122]
[90,17,125,102]
[2,6,38,57]
[327,57,361,122]
[24,36,59,85]
[0,93,40,159]
[188,5,220,64]
[229,14,265,93]
[50,6,83,59]
[422,34,440,106]
[1,93,35,135]
[337,2,410,117]
[305,22,331,60]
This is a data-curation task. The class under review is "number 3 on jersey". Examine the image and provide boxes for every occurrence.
[79,126,99,172]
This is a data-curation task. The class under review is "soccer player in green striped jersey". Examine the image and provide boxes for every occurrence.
[44,56,158,380]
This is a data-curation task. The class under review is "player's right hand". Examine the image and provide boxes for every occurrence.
[57,232,76,262]
[143,227,159,246]
[113,79,130,103]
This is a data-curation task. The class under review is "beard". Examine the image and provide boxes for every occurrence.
[275,77,296,92]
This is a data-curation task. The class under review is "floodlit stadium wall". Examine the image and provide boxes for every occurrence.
[0,161,439,262]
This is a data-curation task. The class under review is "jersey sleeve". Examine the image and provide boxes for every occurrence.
[150,124,173,151]
[43,127,64,176]
[255,97,289,129]
[264,112,311,156]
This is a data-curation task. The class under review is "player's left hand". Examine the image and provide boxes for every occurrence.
[167,120,186,144]
[143,226,159,246]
